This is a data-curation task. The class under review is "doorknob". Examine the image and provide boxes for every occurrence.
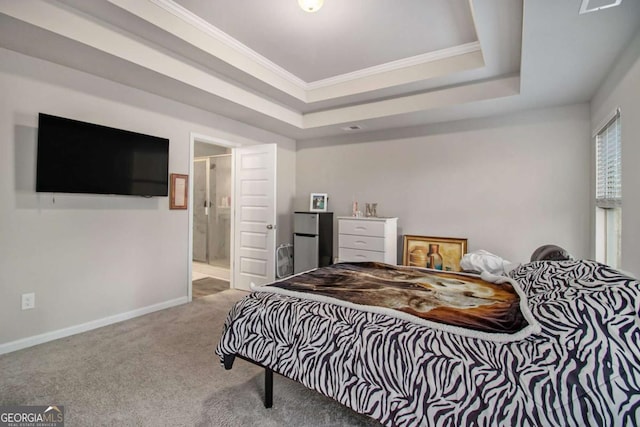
[266,224,276,230]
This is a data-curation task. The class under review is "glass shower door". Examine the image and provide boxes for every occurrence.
[192,159,208,262]
[193,155,231,268]
[207,155,231,267]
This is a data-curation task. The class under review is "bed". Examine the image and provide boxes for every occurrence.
[216,260,640,426]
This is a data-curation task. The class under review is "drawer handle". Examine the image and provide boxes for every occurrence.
[355,240,367,245]
[355,255,366,258]
[354,226,367,230]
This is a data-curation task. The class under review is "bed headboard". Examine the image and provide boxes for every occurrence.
[530,245,572,262]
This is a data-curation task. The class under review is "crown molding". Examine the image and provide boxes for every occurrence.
[148,0,308,88]
[109,0,307,101]
[306,42,481,90]
[305,48,484,103]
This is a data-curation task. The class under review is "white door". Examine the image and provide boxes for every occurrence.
[233,144,277,291]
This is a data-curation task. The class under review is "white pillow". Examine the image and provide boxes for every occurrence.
[460,250,512,275]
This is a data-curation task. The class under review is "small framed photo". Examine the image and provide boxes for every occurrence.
[402,235,468,272]
[170,173,188,210]
[309,193,328,212]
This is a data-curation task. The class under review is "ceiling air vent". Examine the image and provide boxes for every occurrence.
[341,124,364,132]
[579,0,622,14]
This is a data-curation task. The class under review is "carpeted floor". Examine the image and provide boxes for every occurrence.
[192,277,229,299]
[0,290,380,426]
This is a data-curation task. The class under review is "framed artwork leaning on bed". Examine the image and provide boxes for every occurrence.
[402,235,467,271]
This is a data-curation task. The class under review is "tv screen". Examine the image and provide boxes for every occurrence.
[36,113,169,196]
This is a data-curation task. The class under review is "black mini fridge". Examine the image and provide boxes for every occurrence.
[293,212,333,274]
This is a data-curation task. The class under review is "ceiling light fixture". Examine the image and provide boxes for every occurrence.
[298,0,324,13]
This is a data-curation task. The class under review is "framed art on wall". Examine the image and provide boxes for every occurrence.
[402,235,468,272]
[309,193,328,212]
[170,173,188,210]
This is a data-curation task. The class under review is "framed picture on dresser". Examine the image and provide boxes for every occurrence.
[402,235,467,272]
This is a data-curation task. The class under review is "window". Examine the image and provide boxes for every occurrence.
[595,110,621,268]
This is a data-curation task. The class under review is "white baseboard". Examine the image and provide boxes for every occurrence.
[0,296,189,355]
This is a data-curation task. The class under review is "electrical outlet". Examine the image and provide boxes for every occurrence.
[21,293,35,310]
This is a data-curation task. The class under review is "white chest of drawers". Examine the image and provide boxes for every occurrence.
[337,217,398,264]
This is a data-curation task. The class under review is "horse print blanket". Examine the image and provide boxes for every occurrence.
[252,262,539,341]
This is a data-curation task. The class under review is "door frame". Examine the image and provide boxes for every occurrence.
[188,132,240,302]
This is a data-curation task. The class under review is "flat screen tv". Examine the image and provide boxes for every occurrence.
[36,113,169,197]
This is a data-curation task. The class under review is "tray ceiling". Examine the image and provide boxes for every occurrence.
[0,0,638,140]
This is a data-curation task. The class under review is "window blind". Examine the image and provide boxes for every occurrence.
[596,111,621,208]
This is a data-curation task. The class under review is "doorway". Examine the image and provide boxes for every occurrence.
[187,135,278,300]
[189,136,236,300]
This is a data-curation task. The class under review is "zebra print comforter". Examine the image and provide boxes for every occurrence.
[216,260,640,426]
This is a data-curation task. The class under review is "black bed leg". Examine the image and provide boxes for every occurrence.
[223,354,235,370]
[264,368,273,408]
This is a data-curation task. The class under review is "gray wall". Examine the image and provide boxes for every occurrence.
[591,29,640,279]
[296,104,592,265]
[0,48,294,348]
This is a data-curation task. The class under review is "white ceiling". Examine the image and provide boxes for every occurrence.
[0,0,639,141]
[173,0,478,82]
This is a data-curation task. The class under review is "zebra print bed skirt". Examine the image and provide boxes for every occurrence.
[216,260,640,426]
